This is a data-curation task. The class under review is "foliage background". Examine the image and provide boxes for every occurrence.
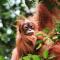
[0,0,60,60]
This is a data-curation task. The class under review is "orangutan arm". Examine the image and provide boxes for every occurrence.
[11,48,20,60]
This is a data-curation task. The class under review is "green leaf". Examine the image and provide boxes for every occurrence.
[43,27,50,34]
[57,34,60,40]
[0,56,5,60]
[43,50,49,59]
[22,56,30,60]
[32,55,41,60]
[36,44,42,50]
[36,40,43,45]
[22,54,42,60]
[35,40,43,50]
[2,12,11,19]
[0,0,7,5]
[36,33,43,36]
[56,23,60,33]
[22,54,32,60]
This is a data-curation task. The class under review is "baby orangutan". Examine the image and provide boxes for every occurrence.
[11,17,37,60]
[11,16,54,60]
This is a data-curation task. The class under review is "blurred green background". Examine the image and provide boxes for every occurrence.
[0,0,60,60]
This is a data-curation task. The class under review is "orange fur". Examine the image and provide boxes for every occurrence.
[33,3,55,31]
[11,17,37,60]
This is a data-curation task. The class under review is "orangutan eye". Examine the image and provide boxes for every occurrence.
[28,23,34,29]
[24,25,28,30]
[30,25,34,29]
[30,25,33,28]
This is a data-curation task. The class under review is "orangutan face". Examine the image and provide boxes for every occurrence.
[19,22,35,35]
